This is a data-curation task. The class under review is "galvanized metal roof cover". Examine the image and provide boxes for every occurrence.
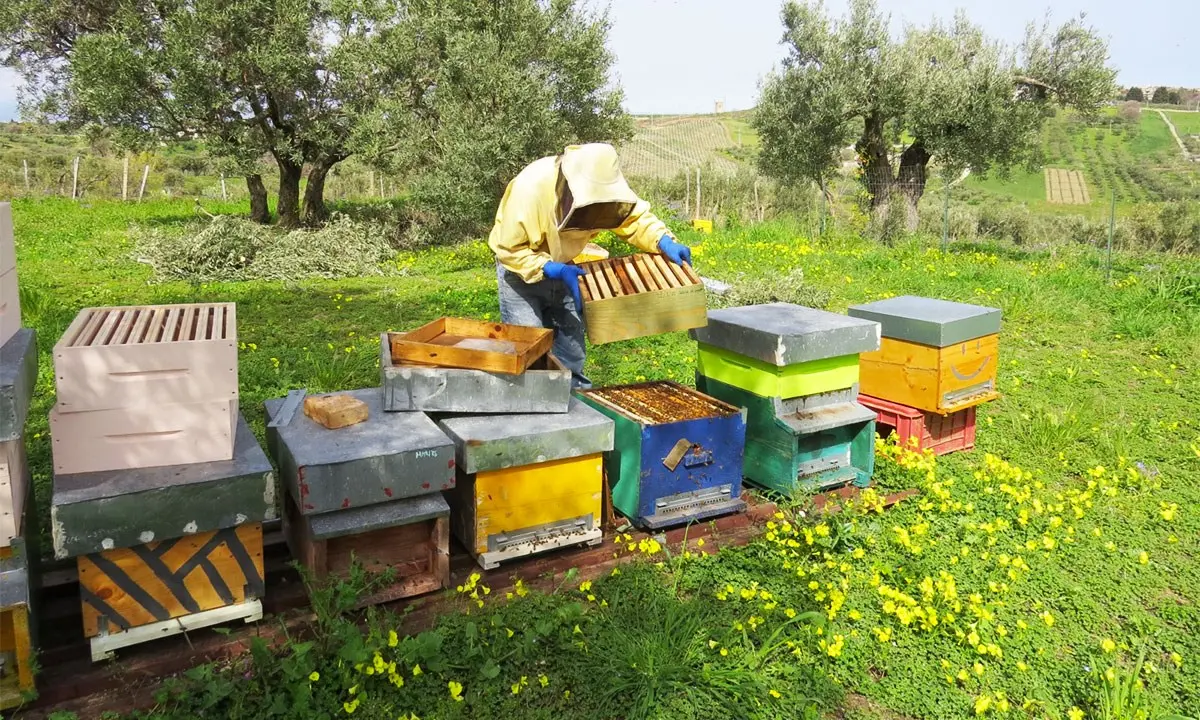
[307,492,450,541]
[265,388,455,515]
[689,303,880,366]
[436,397,614,474]
[847,295,1001,347]
[0,327,37,442]
[51,413,276,558]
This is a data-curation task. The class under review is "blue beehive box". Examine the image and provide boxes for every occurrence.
[577,381,747,529]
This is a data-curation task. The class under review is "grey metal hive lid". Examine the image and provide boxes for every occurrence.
[688,303,880,366]
[436,396,614,475]
[306,492,450,541]
[0,327,37,442]
[847,295,1001,347]
[265,388,452,469]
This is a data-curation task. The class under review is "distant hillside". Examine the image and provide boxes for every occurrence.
[616,113,758,180]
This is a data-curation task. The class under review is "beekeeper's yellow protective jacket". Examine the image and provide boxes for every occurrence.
[488,148,673,284]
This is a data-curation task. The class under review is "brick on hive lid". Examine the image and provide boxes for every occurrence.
[847,295,1001,347]
[689,303,880,367]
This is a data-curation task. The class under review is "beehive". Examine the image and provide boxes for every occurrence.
[438,398,613,569]
[0,440,30,547]
[77,522,264,661]
[697,375,875,495]
[849,296,1001,414]
[696,343,860,399]
[50,413,275,559]
[54,303,238,412]
[283,492,450,606]
[578,381,746,529]
[380,335,571,414]
[690,303,880,369]
[265,388,456,516]
[0,204,17,351]
[0,507,36,710]
[578,254,707,344]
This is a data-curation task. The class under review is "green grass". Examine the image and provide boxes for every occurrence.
[1160,110,1200,136]
[9,198,1200,720]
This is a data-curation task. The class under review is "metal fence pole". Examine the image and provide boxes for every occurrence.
[942,181,951,251]
[1106,189,1116,282]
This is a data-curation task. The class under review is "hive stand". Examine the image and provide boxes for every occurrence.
[265,388,456,516]
[437,398,613,570]
[282,492,450,606]
[848,296,1001,414]
[577,381,747,529]
[859,394,977,456]
[50,414,276,560]
[380,335,572,414]
[0,491,38,710]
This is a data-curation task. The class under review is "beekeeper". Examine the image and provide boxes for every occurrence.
[488,142,691,389]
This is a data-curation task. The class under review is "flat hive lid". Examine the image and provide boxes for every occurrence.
[0,327,37,442]
[307,493,450,541]
[437,397,614,474]
[51,413,275,558]
[266,388,455,514]
[847,295,1001,347]
[689,303,880,366]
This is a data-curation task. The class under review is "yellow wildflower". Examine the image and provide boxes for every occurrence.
[1102,638,1116,653]
[448,680,464,701]
[308,671,319,682]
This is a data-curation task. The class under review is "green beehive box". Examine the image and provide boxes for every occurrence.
[696,374,875,496]
[696,343,859,399]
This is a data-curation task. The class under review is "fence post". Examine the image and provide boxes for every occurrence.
[71,156,80,199]
[695,168,701,221]
[138,164,150,202]
[753,179,761,223]
[220,174,228,201]
[23,160,29,193]
[942,181,951,251]
[122,157,130,201]
[819,180,827,235]
[684,169,690,216]
[1106,189,1116,282]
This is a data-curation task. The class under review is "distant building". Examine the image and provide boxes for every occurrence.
[714,100,725,114]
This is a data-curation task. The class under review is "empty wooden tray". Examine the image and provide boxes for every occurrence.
[388,318,553,375]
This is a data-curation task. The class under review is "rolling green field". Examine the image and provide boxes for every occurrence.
[8,196,1199,720]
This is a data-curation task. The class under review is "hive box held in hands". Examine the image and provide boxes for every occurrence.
[690,303,880,368]
[265,388,455,516]
[697,375,875,495]
[848,296,1000,414]
[579,254,707,344]
[50,413,276,559]
[381,334,571,414]
[437,398,613,569]
[578,381,746,529]
[282,491,450,606]
[54,304,238,412]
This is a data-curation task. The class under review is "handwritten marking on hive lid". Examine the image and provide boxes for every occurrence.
[415,449,440,458]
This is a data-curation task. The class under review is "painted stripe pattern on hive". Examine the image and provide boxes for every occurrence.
[78,523,264,636]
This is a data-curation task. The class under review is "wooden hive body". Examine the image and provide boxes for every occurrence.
[0,439,29,546]
[696,344,860,399]
[53,303,239,412]
[857,334,999,414]
[448,454,604,570]
[578,381,747,529]
[282,493,450,607]
[0,204,16,351]
[696,375,875,496]
[859,394,977,456]
[578,254,707,344]
[77,522,264,639]
[388,318,552,375]
[0,498,36,711]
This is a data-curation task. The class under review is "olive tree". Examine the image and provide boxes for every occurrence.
[754,0,1116,228]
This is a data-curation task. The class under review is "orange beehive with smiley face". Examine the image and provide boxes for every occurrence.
[848,296,1001,415]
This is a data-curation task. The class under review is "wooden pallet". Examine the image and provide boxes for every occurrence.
[578,255,707,344]
[389,318,553,374]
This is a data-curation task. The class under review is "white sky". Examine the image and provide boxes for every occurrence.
[1,0,1196,120]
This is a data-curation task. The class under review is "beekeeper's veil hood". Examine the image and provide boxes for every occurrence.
[556,143,638,232]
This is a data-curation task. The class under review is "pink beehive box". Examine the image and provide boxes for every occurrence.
[0,203,18,349]
[0,439,29,545]
[54,303,238,412]
[0,203,14,275]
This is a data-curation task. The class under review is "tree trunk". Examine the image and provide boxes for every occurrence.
[301,158,338,226]
[275,156,303,228]
[247,174,269,224]
[894,143,931,231]
[856,112,893,210]
[856,113,932,232]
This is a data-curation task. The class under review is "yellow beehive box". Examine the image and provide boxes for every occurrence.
[858,335,1000,415]
[572,242,609,264]
[691,219,713,234]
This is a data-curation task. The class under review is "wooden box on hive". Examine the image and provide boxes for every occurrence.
[848,296,1001,414]
[578,254,707,344]
[577,381,746,529]
[49,303,239,474]
[690,304,881,495]
[859,394,977,456]
[265,388,456,603]
[0,203,18,350]
[380,333,571,414]
[388,317,552,375]
[0,528,36,710]
[50,414,275,661]
[437,398,613,570]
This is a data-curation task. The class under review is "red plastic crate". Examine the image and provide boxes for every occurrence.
[859,394,976,456]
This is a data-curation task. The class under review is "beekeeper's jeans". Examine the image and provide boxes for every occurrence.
[496,262,591,389]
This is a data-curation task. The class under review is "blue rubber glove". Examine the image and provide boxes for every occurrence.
[543,261,587,314]
[658,235,692,267]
